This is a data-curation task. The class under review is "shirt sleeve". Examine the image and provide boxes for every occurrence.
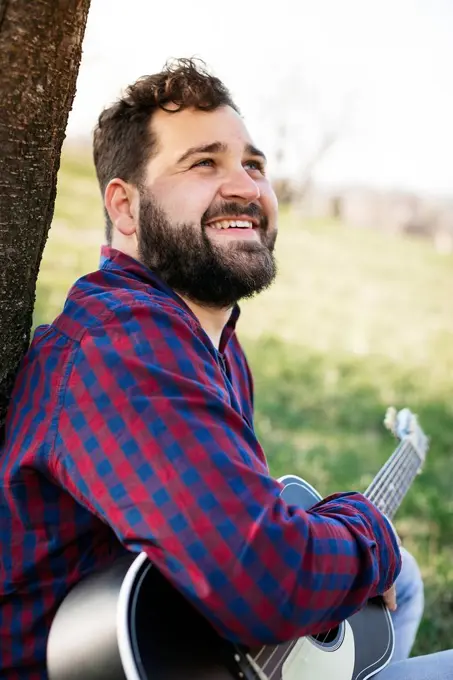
[51,301,401,647]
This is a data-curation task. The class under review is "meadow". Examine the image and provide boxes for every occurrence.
[35,146,453,654]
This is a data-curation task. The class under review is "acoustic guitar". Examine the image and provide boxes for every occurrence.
[47,407,429,680]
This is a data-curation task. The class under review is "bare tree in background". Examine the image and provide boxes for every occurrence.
[0,0,91,438]
[263,73,357,203]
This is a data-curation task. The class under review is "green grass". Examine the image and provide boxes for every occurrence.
[35,148,453,654]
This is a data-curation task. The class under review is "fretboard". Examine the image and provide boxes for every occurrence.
[364,440,422,519]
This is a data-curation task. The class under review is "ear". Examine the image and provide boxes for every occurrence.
[104,178,139,237]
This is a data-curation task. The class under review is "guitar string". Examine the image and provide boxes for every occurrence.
[386,466,418,517]
[253,642,279,669]
[368,445,413,508]
[265,634,317,680]
[375,453,420,518]
[388,449,422,511]
[367,443,419,511]
[255,638,297,680]
[366,441,413,501]
[254,439,423,677]
[251,642,292,679]
[375,450,417,519]
[253,644,280,678]
[366,442,417,507]
[368,448,419,530]
[253,646,265,663]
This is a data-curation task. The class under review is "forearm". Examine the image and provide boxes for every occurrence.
[147,489,401,647]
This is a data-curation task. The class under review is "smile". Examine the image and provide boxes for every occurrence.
[205,214,260,230]
[208,219,255,230]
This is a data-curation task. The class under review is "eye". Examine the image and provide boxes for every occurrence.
[191,158,215,168]
[244,159,266,174]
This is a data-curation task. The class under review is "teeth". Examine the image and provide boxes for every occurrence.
[209,220,254,229]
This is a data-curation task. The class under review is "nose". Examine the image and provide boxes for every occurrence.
[219,167,261,203]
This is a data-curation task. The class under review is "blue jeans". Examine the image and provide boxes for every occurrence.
[376,547,453,679]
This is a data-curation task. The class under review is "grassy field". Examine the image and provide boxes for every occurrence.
[35,146,453,655]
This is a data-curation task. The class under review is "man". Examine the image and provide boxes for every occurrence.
[0,58,450,679]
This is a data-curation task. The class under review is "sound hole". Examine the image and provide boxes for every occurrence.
[309,624,342,649]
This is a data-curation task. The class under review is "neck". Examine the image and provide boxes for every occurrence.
[179,297,232,350]
[110,243,233,350]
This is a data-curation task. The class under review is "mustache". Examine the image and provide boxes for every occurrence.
[201,202,267,228]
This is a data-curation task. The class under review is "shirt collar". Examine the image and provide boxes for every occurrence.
[100,246,241,349]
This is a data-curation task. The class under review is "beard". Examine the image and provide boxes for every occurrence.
[137,189,277,308]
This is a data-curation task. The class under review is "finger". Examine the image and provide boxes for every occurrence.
[383,589,397,612]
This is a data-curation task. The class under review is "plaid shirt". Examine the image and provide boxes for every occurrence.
[0,247,401,678]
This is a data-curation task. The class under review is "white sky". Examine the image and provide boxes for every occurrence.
[67,0,453,195]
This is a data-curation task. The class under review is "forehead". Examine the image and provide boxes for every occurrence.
[149,105,255,161]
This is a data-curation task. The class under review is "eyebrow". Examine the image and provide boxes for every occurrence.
[176,141,267,165]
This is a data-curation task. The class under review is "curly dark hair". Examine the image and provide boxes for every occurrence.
[93,57,240,243]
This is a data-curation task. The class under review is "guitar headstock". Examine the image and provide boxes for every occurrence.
[384,407,429,465]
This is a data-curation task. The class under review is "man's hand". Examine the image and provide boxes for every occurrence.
[382,515,400,611]
[383,584,397,611]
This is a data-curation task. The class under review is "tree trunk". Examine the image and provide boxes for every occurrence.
[0,0,91,439]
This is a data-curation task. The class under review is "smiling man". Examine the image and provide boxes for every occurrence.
[99,83,278,345]
[1,58,452,680]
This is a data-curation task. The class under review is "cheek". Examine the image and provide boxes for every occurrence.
[155,178,217,224]
[261,185,279,225]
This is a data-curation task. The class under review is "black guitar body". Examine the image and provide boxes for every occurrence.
[47,475,395,680]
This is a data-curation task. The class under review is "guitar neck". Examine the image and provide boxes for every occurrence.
[246,410,428,680]
[363,440,422,520]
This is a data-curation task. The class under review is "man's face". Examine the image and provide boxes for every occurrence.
[137,105,279,308]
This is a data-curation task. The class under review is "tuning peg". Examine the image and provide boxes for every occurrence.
[409,414,418,434]
[384,407,398,435]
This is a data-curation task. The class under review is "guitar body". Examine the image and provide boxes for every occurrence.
[47,475,394,680]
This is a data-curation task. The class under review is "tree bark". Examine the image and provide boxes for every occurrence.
[0,0,91,438]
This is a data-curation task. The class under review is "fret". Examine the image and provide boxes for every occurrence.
[249,639,296,680]
[365,442,422,519]
[385,458,419,512]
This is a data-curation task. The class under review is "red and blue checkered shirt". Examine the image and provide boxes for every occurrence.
[0,246,401,678]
